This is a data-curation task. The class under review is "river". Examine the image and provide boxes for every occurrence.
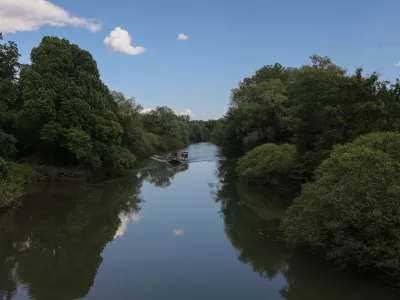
[0,143,398,300]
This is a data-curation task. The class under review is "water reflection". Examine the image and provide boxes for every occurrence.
[114,211,143,239]
[137,161,189,188]
[213,161,293,280]
[0,179,143,300]
[0,143,399,300]
[213,160,400,299]
[173,229,184,236]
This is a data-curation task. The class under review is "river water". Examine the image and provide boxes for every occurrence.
[0,143,398,300]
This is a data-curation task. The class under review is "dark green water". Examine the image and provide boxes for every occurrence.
[0,143,398,300]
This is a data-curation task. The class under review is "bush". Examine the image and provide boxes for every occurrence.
[0,180,24,209]
[236,143,298,184]
[0,156,9,179]
[0,130,17,159]
[8,163,36,183]
[0,157,25,209]
[281,132,400,276]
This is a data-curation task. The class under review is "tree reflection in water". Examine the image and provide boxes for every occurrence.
[0,160,189,300]
[137,161,189,188]
[212,160,293,279]
[212,160,400,300]
[0,178,143,300]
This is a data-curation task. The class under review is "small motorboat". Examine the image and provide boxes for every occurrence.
[166,151,189,165]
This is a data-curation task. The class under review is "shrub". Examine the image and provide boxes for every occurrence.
[236,143,298,184]
[0,130,17,159]
[0,156,9,179]
[0,157,25,209]
[0,180,24,208]
[281,132,400,276]
[8,163,36,183]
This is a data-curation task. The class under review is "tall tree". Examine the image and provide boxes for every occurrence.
[0,33,20,158]
[17,37,135,170]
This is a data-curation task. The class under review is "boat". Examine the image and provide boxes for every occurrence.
[166,151,189,165]
[166,163,189,172]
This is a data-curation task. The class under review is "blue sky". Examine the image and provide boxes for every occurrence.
[2,0,400,119]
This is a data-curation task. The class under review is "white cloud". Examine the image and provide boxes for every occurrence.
[104,27,146,55]
[0,0,100,34]
[394,61,400,67]
[199,111,222,120]
[140,108,154,114]
[173,229,184,236]
[177,33,189,40]
[114,212,142,238]
[178,109,195,119]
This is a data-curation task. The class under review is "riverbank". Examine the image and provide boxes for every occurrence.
[0,160,138,209]
[0,143,398,300]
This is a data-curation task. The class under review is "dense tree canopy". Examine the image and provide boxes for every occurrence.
[15,37,135,171]
[281,132,400,276]
[213,55,400,178]
[236,143,298,185]
[0,35,217,207]
[212,55,400,278]
[0,35,216,175]
[0,33,19,159]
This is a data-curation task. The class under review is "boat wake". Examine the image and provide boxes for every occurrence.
[150,155,224,164]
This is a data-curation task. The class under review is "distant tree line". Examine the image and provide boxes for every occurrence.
[0,34,215,207]
[211,56,400,278]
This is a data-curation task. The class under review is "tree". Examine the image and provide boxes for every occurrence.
[16,37,135,170]
[111,91,151,157]
[222,77,293,159]
[0,33,20,159]
[281,132,400,276]
[289,61,384,175]
[141,106,190,151]
[188,121,210,142]
[236,143,298,185]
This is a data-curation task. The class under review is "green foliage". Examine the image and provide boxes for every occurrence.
[0,130,17,158]
[141,106,190,149]
[290,64,384,175]
[0,33,20,160]
[0,157,24,209]
[189,121,211,142]
[281,132,400,276]
[223,76,293,158]
[0,34,218,176]
[15,37,135,171]
[0,156,8,179]
[0,180,23,209]
[236,143,298,184]
[8,163,35,183]
[0,179,143,298]
[218,55,400,178]
[111,92,213,157]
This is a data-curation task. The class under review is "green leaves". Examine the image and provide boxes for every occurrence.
[236,143,298,185]
[62,127,93,160]
[281,132,400,275]
[16,37,135,170]
[0,157,24,209]
[0,130,17,159]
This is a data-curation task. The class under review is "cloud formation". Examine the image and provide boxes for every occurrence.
[177,33,189,40]
[200,111,222,120]
[173,229,184,236]
[0,0,100,34]
[140,108,154,114]
[104,27,146,55]
[178,109,195,119]
[394,61,400,67]
[114,212,142,238]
